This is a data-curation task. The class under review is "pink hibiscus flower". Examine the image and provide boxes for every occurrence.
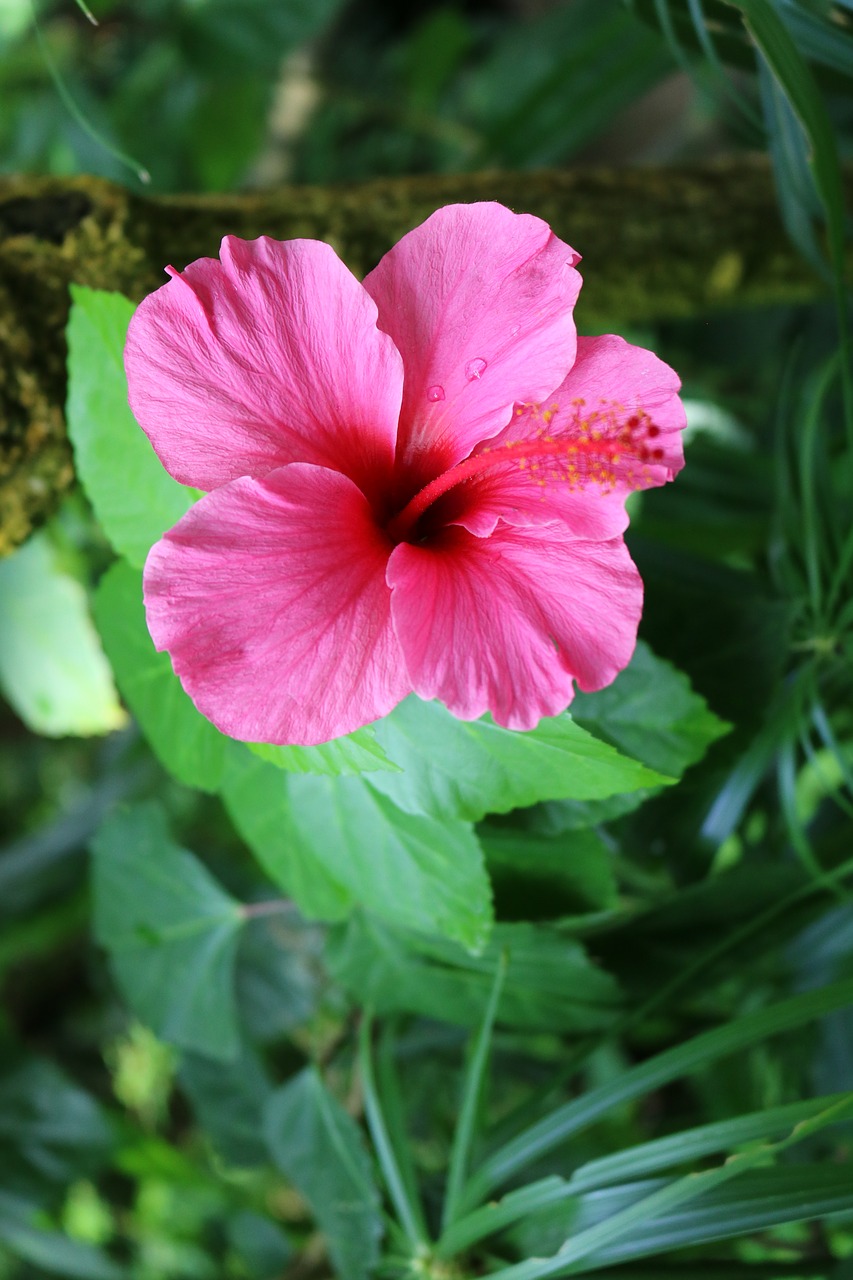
[125,202,685,747]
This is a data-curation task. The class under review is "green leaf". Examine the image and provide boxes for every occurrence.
[91,801,245,1060]
[480,825,618,916]
[179,1044,273,1167]
[224,760,493,950]
[93,560,230,792]
[327,917,621,1032]
[0,1193,129,1280]
[570,641,730,777]
[247,730,397,777]
[370,697,671,824]
[66,287,195,568]
[220,751,356,922]
[728,0,846,255]
[236,911,323,1044]
[0,531,125,737]
[182,0,347,75]
[0,1059,115,1195]
[264,1068,382,1280]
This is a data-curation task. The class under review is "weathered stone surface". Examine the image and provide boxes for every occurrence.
[0,159,846,554]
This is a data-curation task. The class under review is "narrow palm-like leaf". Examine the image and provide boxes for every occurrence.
[464,976,853,1207]
[442,949,508,1230]
[359,1015,428,1247]
[483,1097,853,1279]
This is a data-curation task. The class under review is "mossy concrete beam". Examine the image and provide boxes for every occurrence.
[0,158,848,555]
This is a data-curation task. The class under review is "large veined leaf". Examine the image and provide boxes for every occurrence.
[370,696,671,824]
[223,760,493,951]
[66,287,195,569]
[0,531,124,737]
[220,751,356,923]
[91,802,245,1060]
[247,733,396,776]
[264,1068,382,1280]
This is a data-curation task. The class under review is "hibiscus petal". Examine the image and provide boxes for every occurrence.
[144,464,409,746]
[363,203,581,491]
[387,521,642,731]
[126,236,404,504]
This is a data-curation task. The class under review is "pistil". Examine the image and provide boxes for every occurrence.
[386,402,663,544]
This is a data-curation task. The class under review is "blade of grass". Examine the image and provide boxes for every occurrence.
[441,948,508,1231]
[685,0,764,129]
[30,1,150,184]
[730,0,853,447]
[71,0,99,23]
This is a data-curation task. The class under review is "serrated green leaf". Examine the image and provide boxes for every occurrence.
[91,801,245,1060]
[327,917,621,1032]
[370,696,671,824]
[66,287,195,567]
[247,730,398,776]
[224,760,492,950]
[264,1068,382,1280]
[571,641,730,777]
[93,560,230,791]
[220,751,355,922]
[0,531,125,737]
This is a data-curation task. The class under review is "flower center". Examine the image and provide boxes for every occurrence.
[386,400,664,544]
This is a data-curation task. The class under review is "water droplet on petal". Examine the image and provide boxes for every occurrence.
[426,384,446,402]
[465,357,488,381]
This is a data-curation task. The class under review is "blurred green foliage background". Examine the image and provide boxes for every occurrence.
[1,0,852,1278]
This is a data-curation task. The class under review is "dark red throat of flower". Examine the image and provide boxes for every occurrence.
[386,403,664,544]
